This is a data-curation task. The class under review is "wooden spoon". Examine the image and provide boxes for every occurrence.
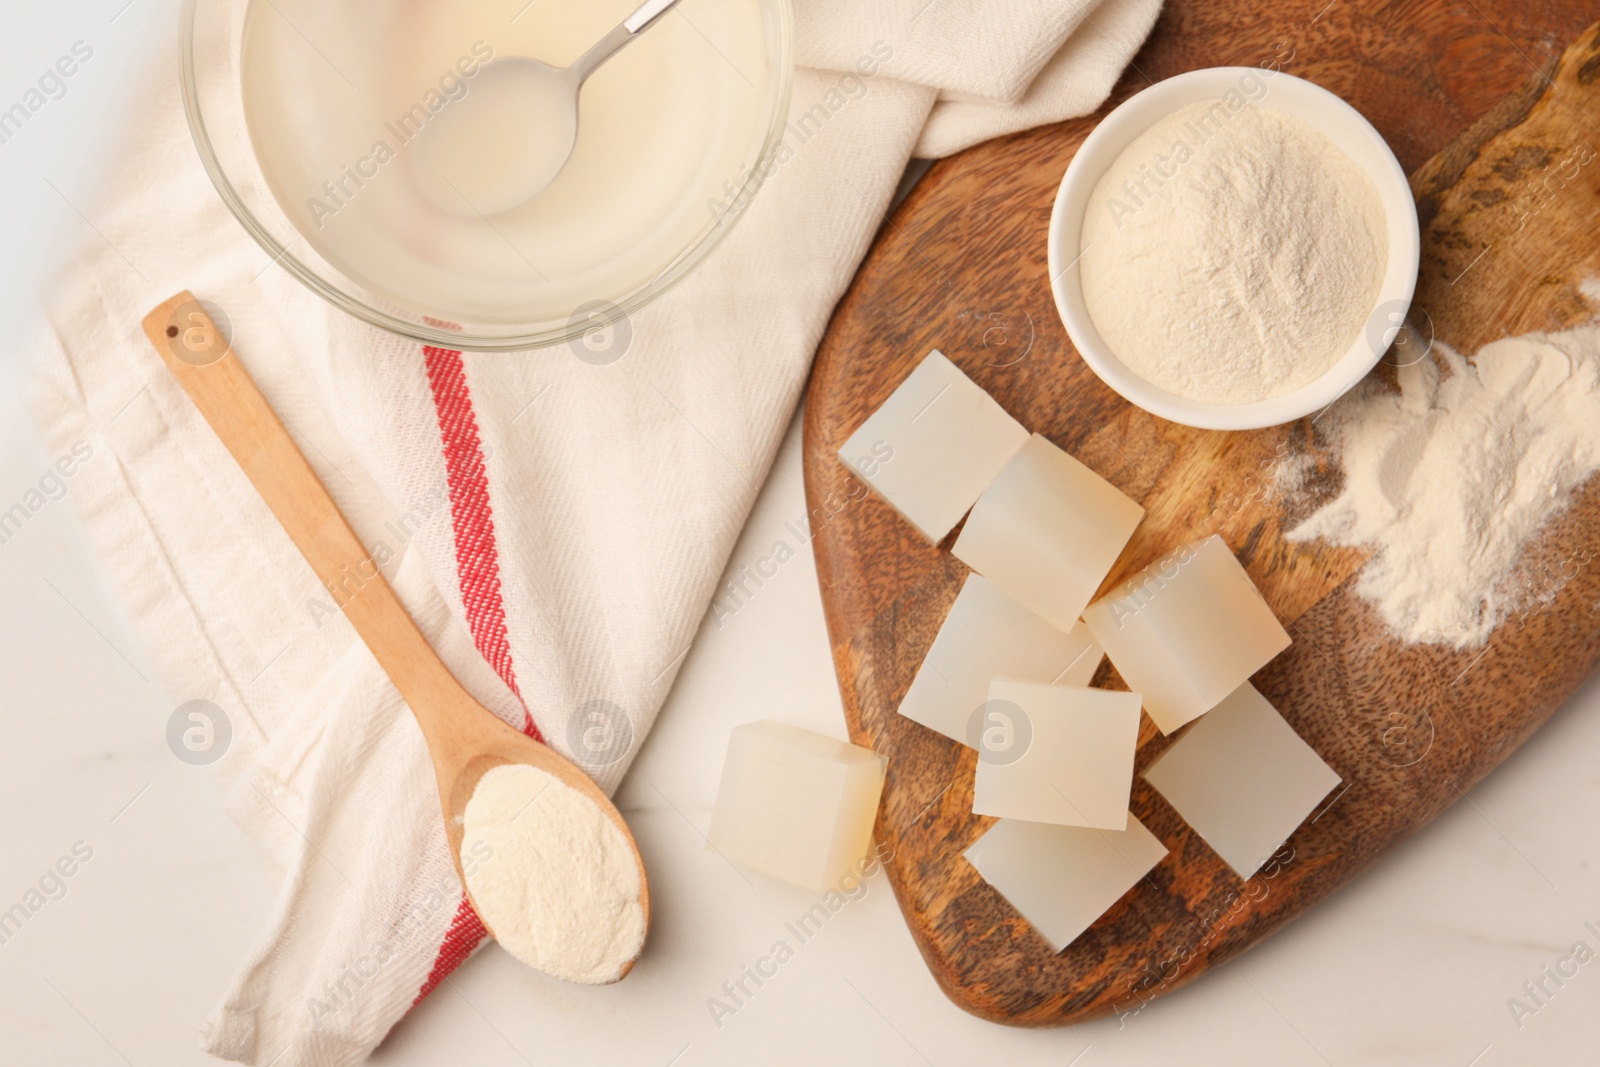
[142,291,649,981]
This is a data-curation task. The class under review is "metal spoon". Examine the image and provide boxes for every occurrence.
[412,0,682,216]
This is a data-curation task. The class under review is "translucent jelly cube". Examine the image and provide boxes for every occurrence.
[953,434,1144,633]
[838,350,1028,543]
[1083,535,1290,735]
[898,574,1104,745]
[1143,682,1340,878]
[965,814,1167,951]
[971,681,1141,830]
[707,720,888,893]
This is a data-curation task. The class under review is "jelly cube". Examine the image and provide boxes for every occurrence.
[1083,535,1290,734]
[707,721,888,892]
[971,680,1141,830]
[899,574,1103,745]
[838,350,1028,543]
[1143,682,1339,878]
[953,434,1143,633]
[965,815,1167,951]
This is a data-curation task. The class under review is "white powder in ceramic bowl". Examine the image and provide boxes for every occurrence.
[1080,99,1388,405]
[461,763,644,984]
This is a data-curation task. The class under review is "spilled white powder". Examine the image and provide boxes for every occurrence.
[462,763,644,984]
[1081,98,1388,404]
[1288,320,1600,648]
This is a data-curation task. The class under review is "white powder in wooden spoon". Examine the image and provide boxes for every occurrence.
[461,763,644,984]
[1288,317,1600,648]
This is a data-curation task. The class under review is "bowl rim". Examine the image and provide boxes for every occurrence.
[179,0,795,352]
[1046,66,1421,431]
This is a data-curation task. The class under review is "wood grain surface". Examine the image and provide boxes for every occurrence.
[802,4,1600,1026]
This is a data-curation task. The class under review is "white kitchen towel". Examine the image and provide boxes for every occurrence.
[29,0,1161,1064]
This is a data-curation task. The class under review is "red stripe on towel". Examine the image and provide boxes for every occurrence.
[414,344,542,1007]
[421,344,538,736]
[414,895,485,1004]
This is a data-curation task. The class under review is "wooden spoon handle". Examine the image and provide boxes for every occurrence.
[140,292,467,740]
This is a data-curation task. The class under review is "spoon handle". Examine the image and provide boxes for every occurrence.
[570,0,682,84]
[139,292,475,746]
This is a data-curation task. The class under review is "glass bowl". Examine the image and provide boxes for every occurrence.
[181,0,793,351]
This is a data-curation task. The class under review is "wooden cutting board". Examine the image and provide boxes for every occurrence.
[802,4,1600,1026]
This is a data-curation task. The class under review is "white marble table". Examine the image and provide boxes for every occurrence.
[2,4,1598,1064]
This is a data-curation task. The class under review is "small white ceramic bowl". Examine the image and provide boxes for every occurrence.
[1047,67,1420,430]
